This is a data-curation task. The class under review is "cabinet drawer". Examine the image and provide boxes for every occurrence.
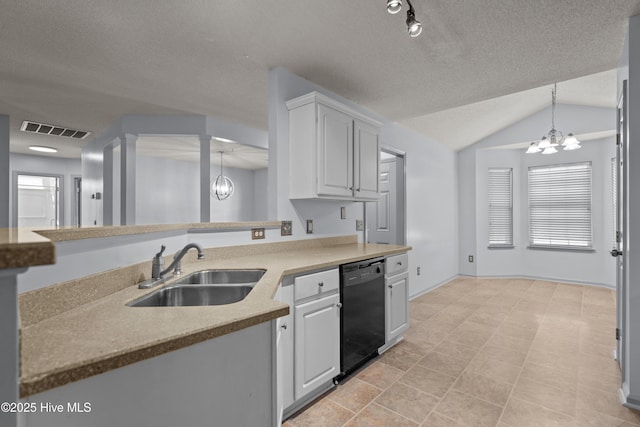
[295,268,339,301]
[386,253,408,275]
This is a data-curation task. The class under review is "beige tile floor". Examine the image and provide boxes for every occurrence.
[283,277,640,427]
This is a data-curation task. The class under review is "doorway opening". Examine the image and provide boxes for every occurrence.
[73,176,82,227]
[12,172,63,228]
[365,147,406,245]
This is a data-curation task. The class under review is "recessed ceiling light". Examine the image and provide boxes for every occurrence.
[29,145,58,153]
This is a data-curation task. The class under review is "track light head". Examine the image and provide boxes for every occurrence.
[387,0,402,14]
[406,9,422,37]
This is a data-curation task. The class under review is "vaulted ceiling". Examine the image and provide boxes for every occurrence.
[2,0,639,158]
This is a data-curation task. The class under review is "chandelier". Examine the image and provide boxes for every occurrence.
[211,151,234,200]
[526,83,581,154]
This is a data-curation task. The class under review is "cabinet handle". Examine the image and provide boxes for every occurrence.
[336,302,342,308]
[318,281,324,287]
[388,285,393,289]
[281,323,287,330]
[397,261,402,266]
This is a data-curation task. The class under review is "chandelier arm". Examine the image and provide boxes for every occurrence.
[551,83,556,131]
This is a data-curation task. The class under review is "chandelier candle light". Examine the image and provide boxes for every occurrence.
[526,83,581,154]
[211,151,234,200]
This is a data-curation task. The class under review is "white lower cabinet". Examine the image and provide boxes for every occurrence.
[274,285,294,425]
[386,271,409,342]
[276,268,341,423]
[385,253,409,345]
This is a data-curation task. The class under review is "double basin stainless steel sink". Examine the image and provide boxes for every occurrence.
[127,269,266,307]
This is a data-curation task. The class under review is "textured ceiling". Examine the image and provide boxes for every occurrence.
[2,0,639,158]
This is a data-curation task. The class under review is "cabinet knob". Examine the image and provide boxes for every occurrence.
[318,281,324,287]
[336,302,342,308]
[281,323,287,330]
[388,285,393,289]
[397,261,402,266]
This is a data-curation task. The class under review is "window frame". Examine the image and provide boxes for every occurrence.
[527,161,593,251]
[488,167,514,248]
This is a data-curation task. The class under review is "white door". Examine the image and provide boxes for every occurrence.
[317,104,353,197]
[294,293,340,400]
[386,271,409,342]
[366,152,405,245]
[613,80,627,372]
[354,119,380,200]
[14,174,61,228]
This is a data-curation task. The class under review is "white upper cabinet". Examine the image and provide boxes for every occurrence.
[287,92,381,201]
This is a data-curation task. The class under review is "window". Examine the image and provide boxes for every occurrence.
[528,162,592,248]
[488,168,513,247]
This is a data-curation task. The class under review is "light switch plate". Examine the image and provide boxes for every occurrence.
[340,207,346,219]
[356,219,364,231]
[281,221,292,236]
[306,220,313,234]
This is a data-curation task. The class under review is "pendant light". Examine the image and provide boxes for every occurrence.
[526,83,581,154]
[211,151,234,200]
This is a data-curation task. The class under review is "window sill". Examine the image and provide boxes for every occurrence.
[487,245,515,249]
[527,245,595,253]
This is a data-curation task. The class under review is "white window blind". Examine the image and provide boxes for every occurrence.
[528,162,592,248]
[488,168,513,247]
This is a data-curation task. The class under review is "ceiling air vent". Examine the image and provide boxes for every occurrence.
[20,121,91,140]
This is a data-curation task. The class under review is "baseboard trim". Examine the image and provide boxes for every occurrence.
[460,273,614,290]
[620,385,640,410]
[409,274,460,301]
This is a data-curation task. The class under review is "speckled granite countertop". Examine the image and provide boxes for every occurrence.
[0,222,282,269]
[0,228,55,269]
[19,237,410,398]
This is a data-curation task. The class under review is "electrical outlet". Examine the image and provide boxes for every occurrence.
[251,228,265,240]
[281,221,292,236]
[306,220,313,234]
[356,219,364,231]
[340,207,346,219]
[468,255,474,263]
[417,266,421,276]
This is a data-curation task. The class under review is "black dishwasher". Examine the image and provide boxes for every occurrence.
[338,257,386,380]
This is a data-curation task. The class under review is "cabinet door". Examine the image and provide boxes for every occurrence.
[294,292,340,400]
[275,285,295,414]
[354,119,380,200]
[317,104,354,197]
[386,272,409,342]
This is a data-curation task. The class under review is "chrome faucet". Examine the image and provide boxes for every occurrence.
[159,243,205,277]
[140,243,205,289]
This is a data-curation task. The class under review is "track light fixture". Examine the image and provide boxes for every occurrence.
[387,0,402,14]
[387,0,422,37]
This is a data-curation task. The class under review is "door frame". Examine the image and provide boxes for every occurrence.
[615,80,628,378]
[12,171,64,228]
[364,145,407,246]
[72,175,82,227]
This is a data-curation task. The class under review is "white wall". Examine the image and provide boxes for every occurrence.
[474,139,616,287]
[268,68,459,297]
[132,154,264,225]
[9,153,81,227]
[458,103,616,287]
